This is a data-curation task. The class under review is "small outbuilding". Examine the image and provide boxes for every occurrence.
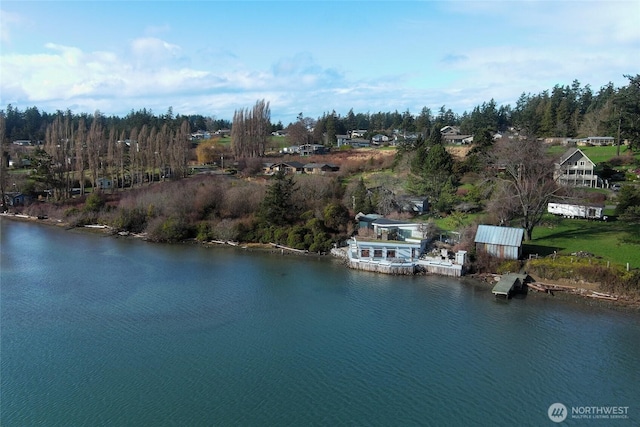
[474,225,524,260]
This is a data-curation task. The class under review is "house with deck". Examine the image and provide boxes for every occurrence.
[555,148,600,188]
[349,215,466,276]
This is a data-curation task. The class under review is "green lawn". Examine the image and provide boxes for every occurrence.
[525,216,640,268]
[547,144,638,164]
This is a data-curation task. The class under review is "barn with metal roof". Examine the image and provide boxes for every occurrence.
[474,225,524,260]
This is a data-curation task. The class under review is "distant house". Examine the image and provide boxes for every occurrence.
[336,134,351,147]
[281,146,300,155]
[577,136,614,146]
[97,177,114,190]
[299,144,327,156]
[270,161,305,174]
[350,138,370,147]
[371,134,390,145]
[474,225,524,260]
[350,129,368,138]
[555,148,600,188]
[5,192,32,207]
[442,134,473,145]
[440,126,460,136]
[190,130,211,140]
[397,196,429,214]
[303,163,339,174]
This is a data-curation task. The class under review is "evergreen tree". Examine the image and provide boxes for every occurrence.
[408,126,455,207]
[352,178,373,214]
[258,170,297,226]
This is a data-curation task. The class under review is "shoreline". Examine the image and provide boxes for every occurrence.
[2,212,638,312]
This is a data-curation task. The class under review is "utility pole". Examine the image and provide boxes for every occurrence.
[616,109,622,157]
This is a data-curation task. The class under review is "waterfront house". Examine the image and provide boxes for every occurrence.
[346,237,427,275]
[554,148,600,188]
[5,192,31,207]
[474,225,524,260]
[349,215,466,276]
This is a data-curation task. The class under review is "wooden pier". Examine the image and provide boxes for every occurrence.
[492,273,529,298]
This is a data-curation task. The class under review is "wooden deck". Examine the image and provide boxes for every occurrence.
[492,273,529,298]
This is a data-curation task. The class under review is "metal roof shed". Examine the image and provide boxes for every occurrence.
[474,225,524,260]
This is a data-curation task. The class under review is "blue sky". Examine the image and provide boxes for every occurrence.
[1,1,639,124]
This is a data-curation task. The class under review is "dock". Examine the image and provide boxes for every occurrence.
[492,273,529,298]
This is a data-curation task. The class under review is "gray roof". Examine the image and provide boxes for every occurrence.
[559,148,594,165]
[279,161,305,168]
[474,225,524,247]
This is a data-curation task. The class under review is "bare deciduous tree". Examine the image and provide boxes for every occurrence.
[75,118,87,194]
[485,138,561,241]
[231,99,271,158]
[0,112,7,211]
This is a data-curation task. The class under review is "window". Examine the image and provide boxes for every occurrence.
[373,249,383,258]
[387,250,396,258]
[580,161,585,166]
[361,249,370,258]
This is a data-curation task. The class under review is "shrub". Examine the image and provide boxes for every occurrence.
[84,192,106,213]
[146,216,193,243]
[111,207,147,232]
[196,221,212,242]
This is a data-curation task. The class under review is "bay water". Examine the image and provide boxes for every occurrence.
[1,218,638,426]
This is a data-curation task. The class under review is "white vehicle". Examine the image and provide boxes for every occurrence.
[547,202,607,220]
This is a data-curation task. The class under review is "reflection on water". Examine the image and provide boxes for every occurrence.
[1,219,639,426]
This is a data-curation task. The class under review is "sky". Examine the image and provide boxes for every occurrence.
[1,0,639,125]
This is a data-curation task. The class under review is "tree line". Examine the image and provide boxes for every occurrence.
[1,105,231,143]
[3,75,639,150]
[289,75,639,149]
[2,110,193,204]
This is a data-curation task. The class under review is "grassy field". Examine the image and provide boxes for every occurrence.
[547,144,638,164]
[525,216,640,268]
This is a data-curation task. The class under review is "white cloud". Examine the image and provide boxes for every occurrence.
[130,37,183,65]
[0,9,27,46]
[0,0,637,125]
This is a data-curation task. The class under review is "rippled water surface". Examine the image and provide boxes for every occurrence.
[1,219,639,426]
